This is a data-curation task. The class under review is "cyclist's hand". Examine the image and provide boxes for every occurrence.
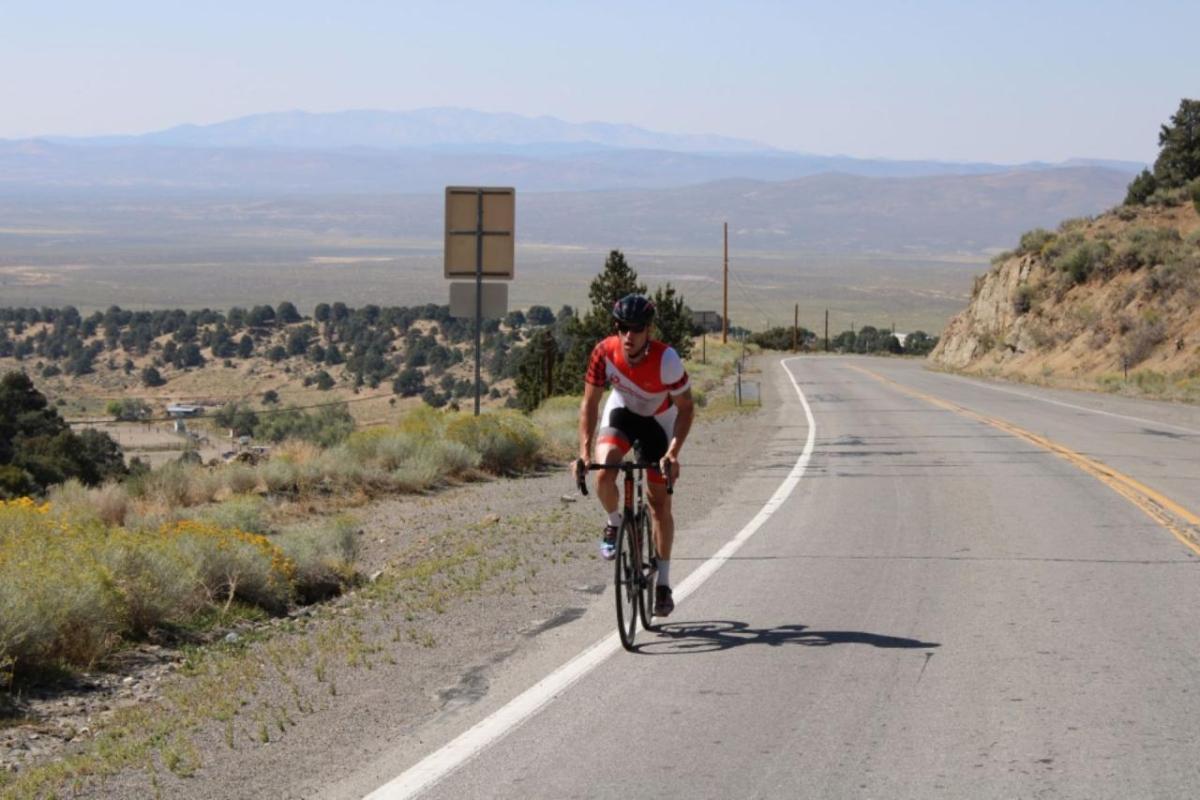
[659,454,680,483]
[573,458,590,495]
[572,458,589,482]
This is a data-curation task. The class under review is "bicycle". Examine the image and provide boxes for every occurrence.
[575,459,672,651]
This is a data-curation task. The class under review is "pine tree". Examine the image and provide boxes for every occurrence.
[1153,98,1200,189]
[651,283,693,359]
[554,251,647,396]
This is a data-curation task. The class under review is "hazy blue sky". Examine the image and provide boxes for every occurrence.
[2,1,1195,162]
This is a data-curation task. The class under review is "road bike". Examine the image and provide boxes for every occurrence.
[576,459,671,650]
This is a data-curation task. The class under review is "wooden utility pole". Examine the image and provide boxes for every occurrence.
[792,303,799,352]
[722,222,729,344]
[824,308,829,352]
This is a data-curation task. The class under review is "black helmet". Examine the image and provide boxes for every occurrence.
[611,294,655,327]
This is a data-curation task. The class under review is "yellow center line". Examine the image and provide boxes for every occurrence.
[848,364,1200,557]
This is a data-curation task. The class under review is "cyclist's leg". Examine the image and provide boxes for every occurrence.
[640,407,677,616]
[638,407,674,561]
[646,480,674,559]
[595,396,634,514]
[595,398,634,559]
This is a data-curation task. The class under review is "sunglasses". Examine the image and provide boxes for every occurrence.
[616,323,646,334]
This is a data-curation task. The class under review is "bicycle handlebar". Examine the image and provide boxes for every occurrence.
[574,459,674,496]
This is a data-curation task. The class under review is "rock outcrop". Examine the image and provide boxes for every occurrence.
[931,201,1200,397]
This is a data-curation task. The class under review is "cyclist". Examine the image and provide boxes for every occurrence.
[572,294,694,617]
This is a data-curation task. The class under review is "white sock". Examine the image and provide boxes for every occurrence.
[657,559,671,587]
[607,511,622,528]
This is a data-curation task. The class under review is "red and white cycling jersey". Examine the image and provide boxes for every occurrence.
[585,336,690,417]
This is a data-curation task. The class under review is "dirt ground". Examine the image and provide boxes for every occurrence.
[0,356,783,799]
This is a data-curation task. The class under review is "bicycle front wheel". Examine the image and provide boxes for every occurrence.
[614,516,640,651]
[637,507,657,630]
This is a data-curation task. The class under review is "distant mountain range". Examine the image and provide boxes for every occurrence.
[0,109,1142,255]
[0,108,1145,194]
[46,108,773,153]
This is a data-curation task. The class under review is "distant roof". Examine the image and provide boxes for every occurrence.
[166,403,203,415]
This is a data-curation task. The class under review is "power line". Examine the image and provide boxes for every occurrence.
[727,264,774,331]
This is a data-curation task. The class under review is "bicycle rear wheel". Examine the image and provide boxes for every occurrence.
[614,516,640,651]
[637,507,657,630]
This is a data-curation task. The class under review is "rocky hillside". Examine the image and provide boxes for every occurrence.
[931,199,1200,400]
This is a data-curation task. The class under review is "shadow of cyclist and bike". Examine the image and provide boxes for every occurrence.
[632,620,940,655]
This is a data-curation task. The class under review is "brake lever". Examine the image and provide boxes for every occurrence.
[575,459,589,496]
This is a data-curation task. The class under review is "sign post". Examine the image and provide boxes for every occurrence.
[445,186,514,415]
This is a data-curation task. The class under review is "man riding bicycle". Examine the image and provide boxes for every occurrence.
[572,294,694,617]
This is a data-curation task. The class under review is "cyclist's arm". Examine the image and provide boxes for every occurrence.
[666,388,694,460]
[579,380,605,462]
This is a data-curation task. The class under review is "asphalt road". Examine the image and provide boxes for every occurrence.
[357,355,1200,800]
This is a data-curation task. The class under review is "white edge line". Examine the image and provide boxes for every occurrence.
[363,356,817,800]
[946,373,1200,437]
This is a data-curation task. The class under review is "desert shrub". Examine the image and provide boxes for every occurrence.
[99,529,201,635]
[46,480,130,527]
[1122,314,1167,365]
[1058,217,1091,234]
[224,464,259,495]
[47,479,99,521]
[396,405,446,439]
[1016,228,1055,256]
[274,515,360,603]
[253,404,354,448]
[1148,256,1199,295]
[1147,184,1191,207]
[312,445,375,491]
[1066,304,1102,330]
[1027,323,1058,350]
[189,495,270,535]
[171,521,293,614]
[390,438,478,491]
[128,461,199,506]
[1013,283,1035,315]
[1115,227,1182,272]
[445,411,542,475]
[0,500,122,673]
[1052,240,1111,285]
[184,468,223,506]
[91,482,131,526]
[261,458,300,494]
[530,395,581,459]
[1089,328,1112,349]
[1132,370,1169,393]
[389,453,445,492]
[1191,178,1200,214]
[340,424,478,486]
[0,502,295,674]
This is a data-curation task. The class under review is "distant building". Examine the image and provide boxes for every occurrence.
[166,403,203,417]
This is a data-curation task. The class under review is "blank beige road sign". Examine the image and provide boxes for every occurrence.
[449,281,508,320]
[444,186,515,279]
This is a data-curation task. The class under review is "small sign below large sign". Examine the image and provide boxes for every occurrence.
[444,186,515,279]
[449,281,508,320]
